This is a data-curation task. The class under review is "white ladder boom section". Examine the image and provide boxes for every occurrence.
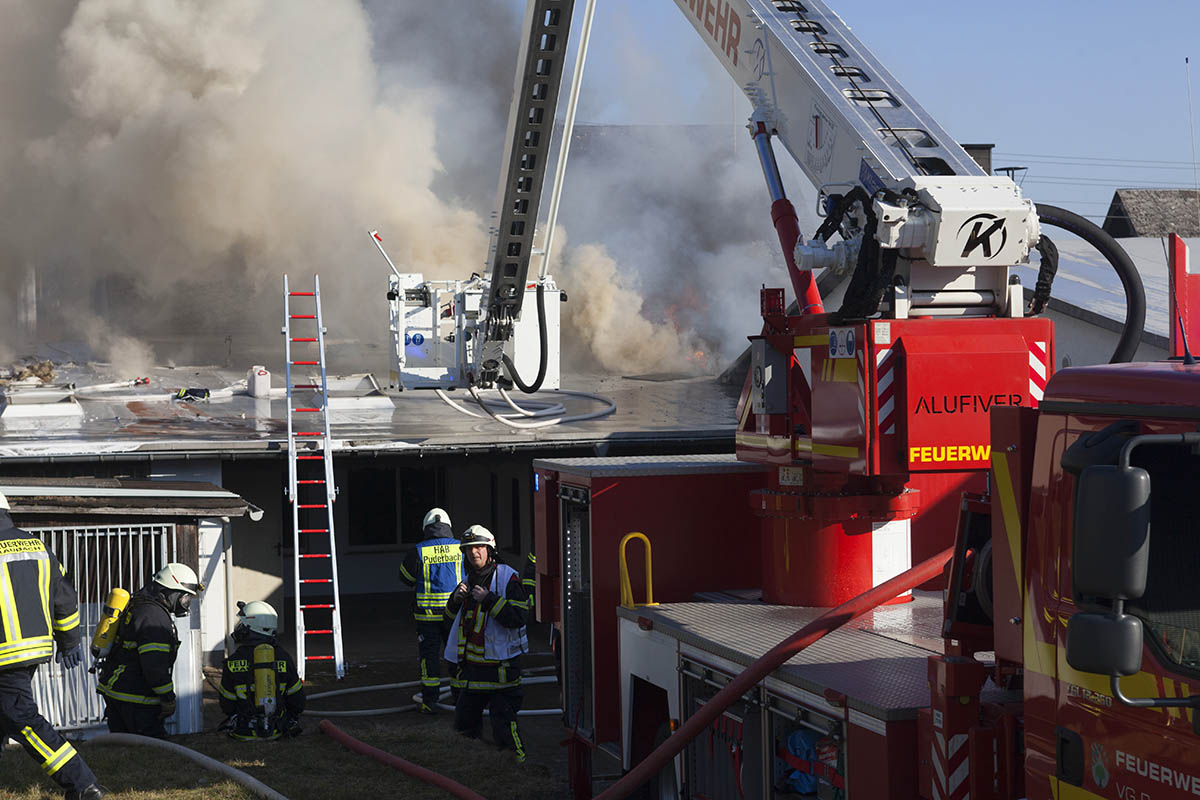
[283,274,346,680]
[482,0,577,362]
[673,0,987,189]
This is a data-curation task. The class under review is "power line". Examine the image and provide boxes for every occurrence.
[993,151,1199,167]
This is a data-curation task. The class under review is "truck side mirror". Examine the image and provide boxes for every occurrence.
[1065,612,1143,676]
[1073,465,1150,599]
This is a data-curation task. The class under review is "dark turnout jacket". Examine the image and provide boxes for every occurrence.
[218,638,305,718]
[97,588,179,706]
[0,511,81,670]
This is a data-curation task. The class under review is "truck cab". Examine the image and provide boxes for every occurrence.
[1010,361,1200,797]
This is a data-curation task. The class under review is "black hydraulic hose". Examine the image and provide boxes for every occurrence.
[1035,203,1145,363]
[502,282,548,393]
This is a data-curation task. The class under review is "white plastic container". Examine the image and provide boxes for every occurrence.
[247,365,271,398]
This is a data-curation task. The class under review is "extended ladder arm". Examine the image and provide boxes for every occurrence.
[672,0,1039,318]
[478,0,577,385]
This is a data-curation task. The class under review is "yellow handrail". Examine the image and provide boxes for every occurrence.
[618,532,658,610]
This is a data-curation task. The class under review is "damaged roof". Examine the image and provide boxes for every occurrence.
[0,360,738,461]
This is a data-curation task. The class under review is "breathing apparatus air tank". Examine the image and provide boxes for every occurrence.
[252,642,277,736]
[90,588,130,659]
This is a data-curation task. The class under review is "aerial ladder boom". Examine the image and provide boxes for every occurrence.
[672,0,1039,320]
[478,0,577,386]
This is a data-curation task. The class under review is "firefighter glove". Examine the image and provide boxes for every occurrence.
[158,696,177,719]
[55,644,83,670]
[470,584,490,603]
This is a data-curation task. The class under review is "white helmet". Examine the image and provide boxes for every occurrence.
[153,562,204,596]
[423,507,451,528]
[460,524,496,551]
[0,491,8,511]
[236,600,278,637]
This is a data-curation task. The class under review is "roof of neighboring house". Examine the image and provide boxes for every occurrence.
[1102,189,1200,238]
[1012,235,1193,347]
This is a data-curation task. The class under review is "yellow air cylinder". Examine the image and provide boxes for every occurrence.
[253,643,277,716]
[90,588,130,658]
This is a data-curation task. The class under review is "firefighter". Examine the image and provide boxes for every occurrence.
[0,491,106,800]
[97,562,202,738]
[399,507,462,713]
[217,600,304,740]
[444,524,529,763]
[522,552,536,614]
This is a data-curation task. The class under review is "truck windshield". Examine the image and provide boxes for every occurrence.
[1126,444,1200,672]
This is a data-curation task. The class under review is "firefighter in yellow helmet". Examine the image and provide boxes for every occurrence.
[0,491,106,800]
[97,562,202,737]
[217,600,304,740]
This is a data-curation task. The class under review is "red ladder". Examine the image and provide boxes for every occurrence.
[283,274,345,680]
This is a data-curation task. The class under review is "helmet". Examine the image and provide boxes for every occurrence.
[0,491,8,511]
[153,562,204,596]
[235,600,278,637]
[423,507,451,528]
[460,524,496,551]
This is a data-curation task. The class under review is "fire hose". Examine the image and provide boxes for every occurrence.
[319,720,487,800]
[87,733,290,800]
[311,548,952,800]
[592,545,954,800]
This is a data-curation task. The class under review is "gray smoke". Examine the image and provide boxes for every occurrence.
[0,0,816,377]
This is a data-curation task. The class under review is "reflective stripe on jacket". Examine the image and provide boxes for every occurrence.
[0,512,81,671]
[399,522,462,621]
[97,589,178,705]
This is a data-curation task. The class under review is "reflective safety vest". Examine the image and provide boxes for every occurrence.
[0,515,82,671]
[445,563,528,664]
[401,536,463,621]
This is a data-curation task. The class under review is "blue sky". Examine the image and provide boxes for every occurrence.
[559,1,1200,224]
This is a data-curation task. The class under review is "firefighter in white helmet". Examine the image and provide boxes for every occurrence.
[398,507,462,713]
[0,491,107,799]
[444,524,529,763]
[217,600,304,740]
[97,562,202,737]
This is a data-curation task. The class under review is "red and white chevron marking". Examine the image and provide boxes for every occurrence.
[876,347,896,435]
[1029,340,1049,406]
[931,731,969,800]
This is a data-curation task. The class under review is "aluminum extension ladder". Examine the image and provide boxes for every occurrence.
[282,274,345,679]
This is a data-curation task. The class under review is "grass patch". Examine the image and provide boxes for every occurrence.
[1,671,568,799]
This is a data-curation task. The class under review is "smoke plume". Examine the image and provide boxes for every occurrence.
[0,0,816,377]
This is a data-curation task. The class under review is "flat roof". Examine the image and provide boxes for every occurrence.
[0,362,737,461]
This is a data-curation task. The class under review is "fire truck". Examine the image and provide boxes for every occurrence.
[523,1,1200,798]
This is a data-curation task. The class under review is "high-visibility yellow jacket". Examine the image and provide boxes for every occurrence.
[0,512,82,671]
[399,522,464,622]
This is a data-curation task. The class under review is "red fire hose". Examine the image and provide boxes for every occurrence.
[592,545,954,800]
[318,719,487,800]
[318,546,952,800]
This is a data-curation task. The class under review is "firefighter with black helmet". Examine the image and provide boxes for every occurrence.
[97,562,202,737]
[445,524,529,763]
[217,600,304,740]
[0,491,106,799]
